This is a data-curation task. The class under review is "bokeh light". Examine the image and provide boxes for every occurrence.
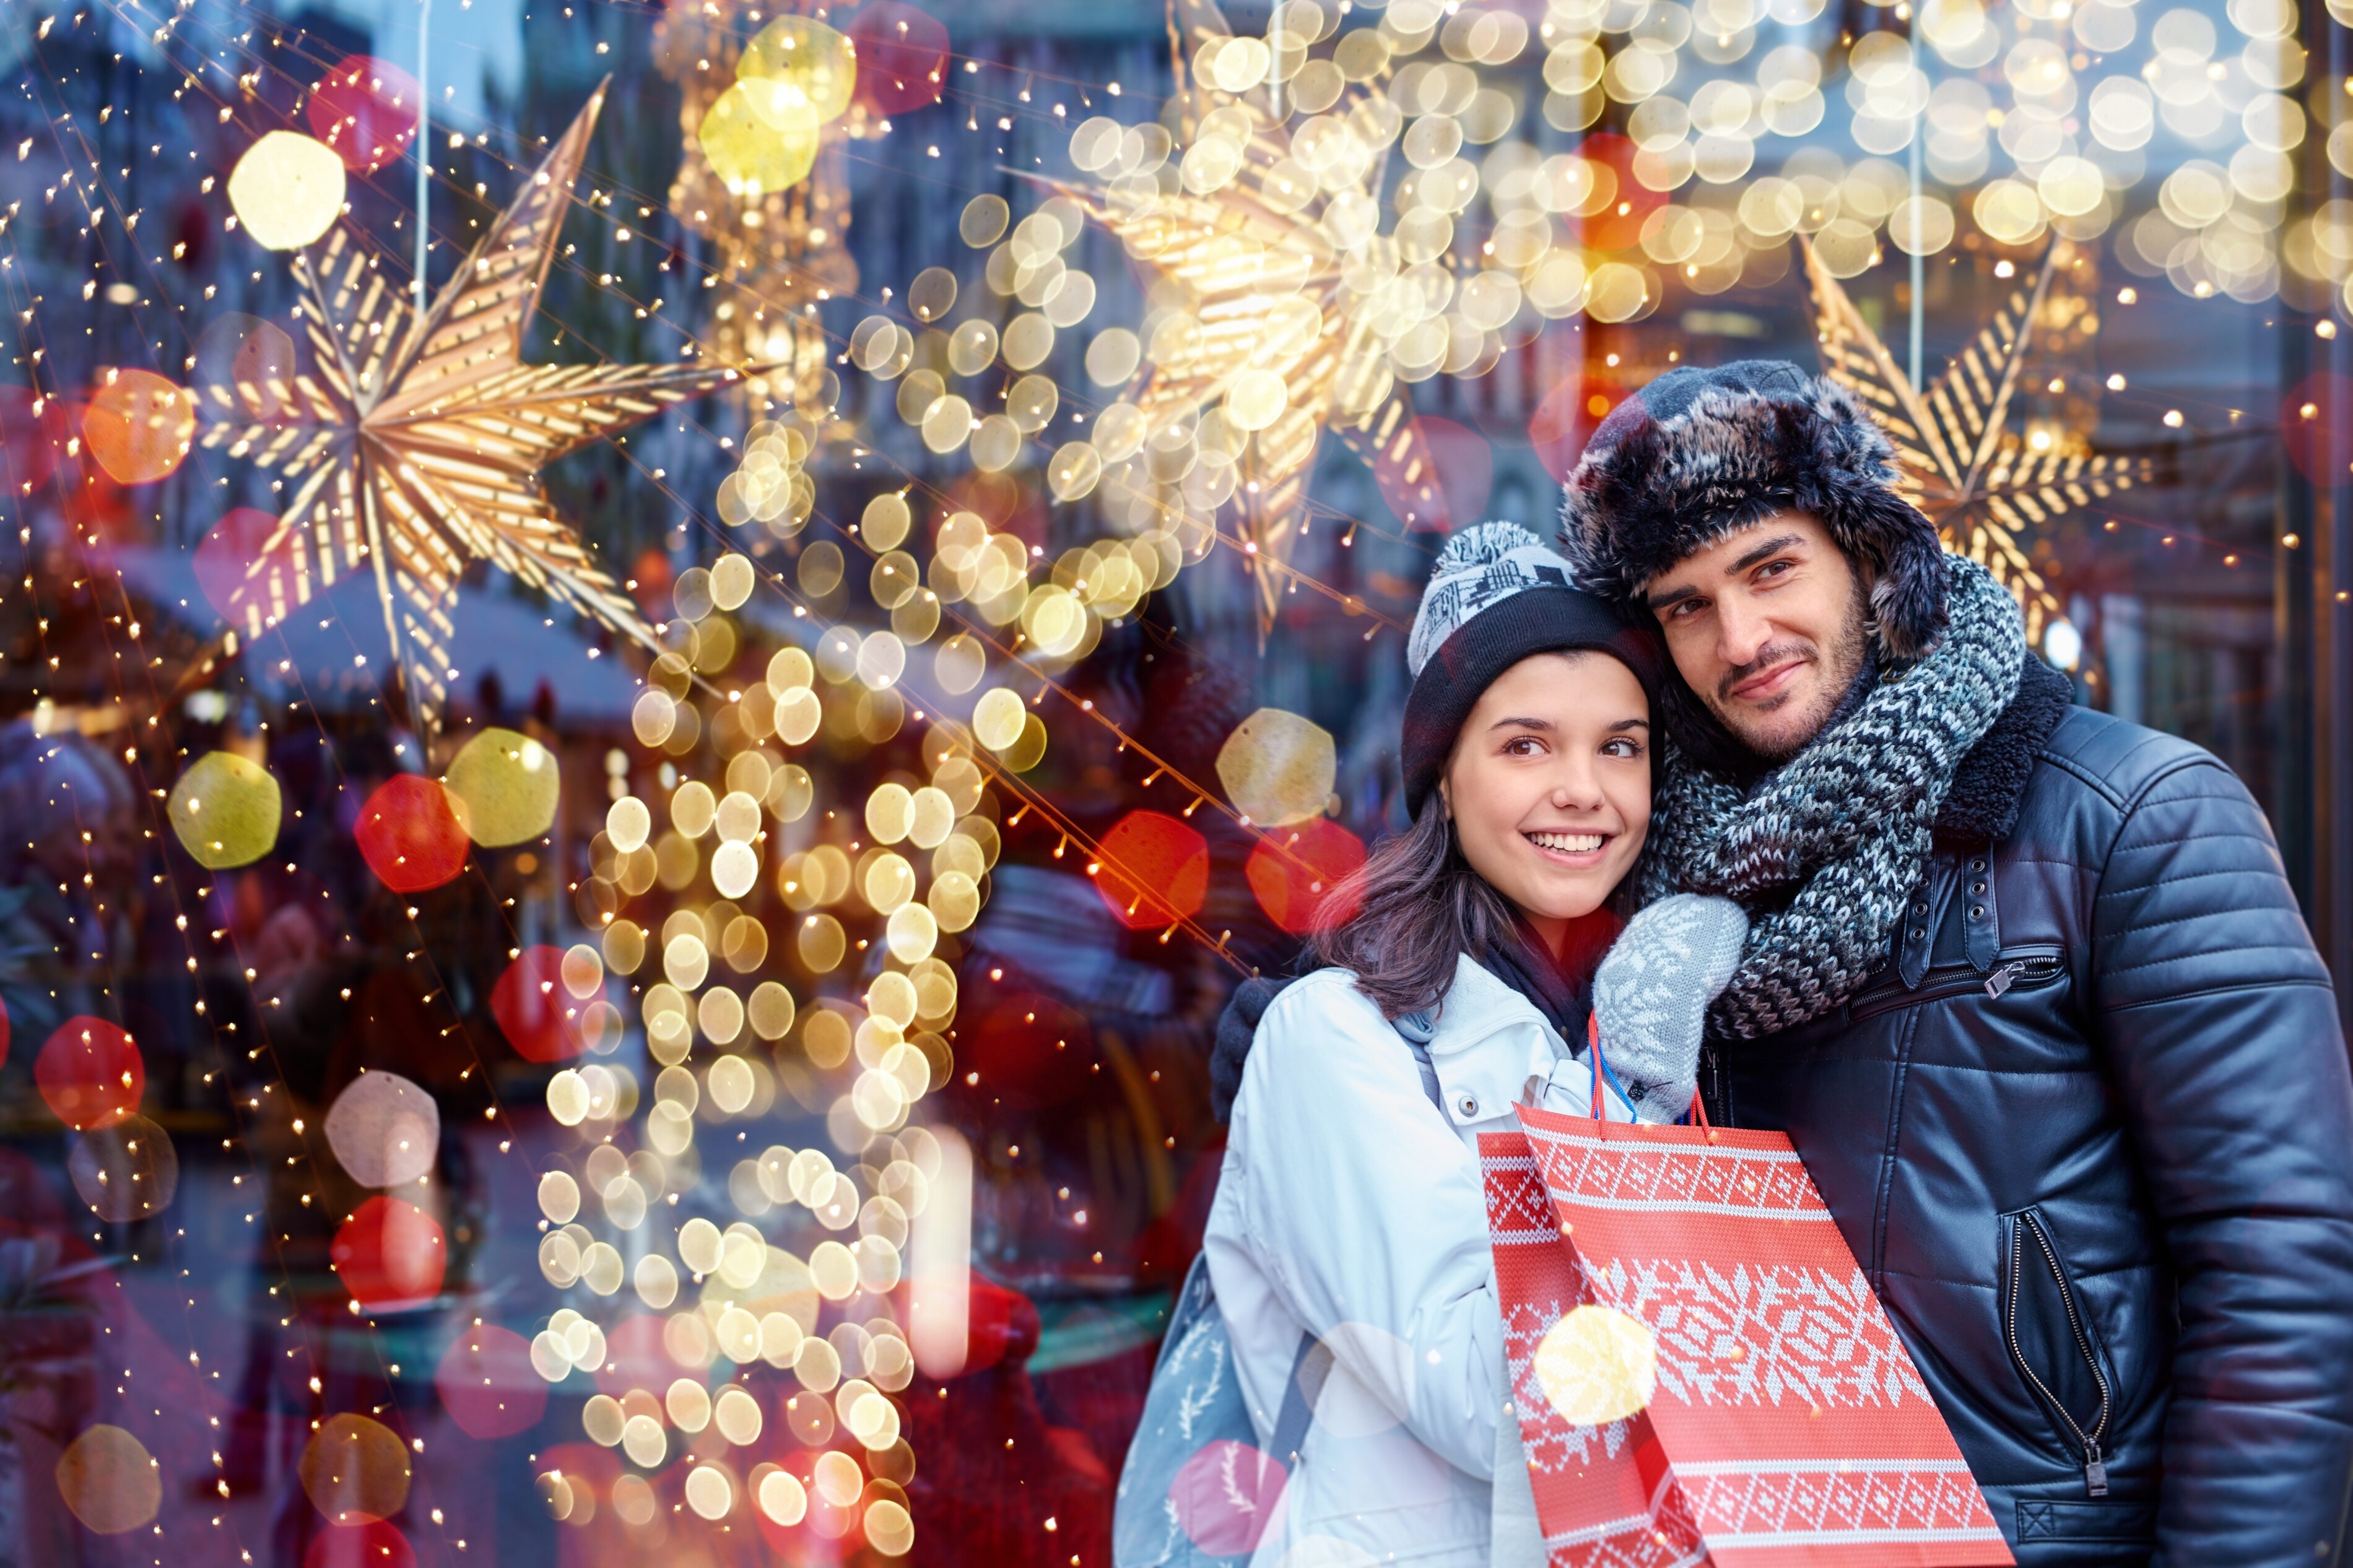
[81,368,193,485]
[36,1017,144,1131]
[324,1070,440,1188]
[444,727,560,847]
[354,774,470,893]
[331,1195,449,1309]
[299,1414,412,1526]
[53,1424,160,1535]
[492,946,590,1062]
[1091,811,1210,930]
[1534,1304,1658,1424]
[228,131,349,250]
[435,1324,547,1439]
[1245,818,1367,935]
[167,749,282,868]
[68,1113,179,1221]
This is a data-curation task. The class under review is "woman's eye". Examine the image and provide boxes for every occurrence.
[1503,737,1542,756]
[1601,739,1643,758]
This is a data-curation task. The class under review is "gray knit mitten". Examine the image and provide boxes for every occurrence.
[1592,894,1750,1123]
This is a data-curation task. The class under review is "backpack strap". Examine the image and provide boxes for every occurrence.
[1270,1330,1328,1465]
[1395,1014,1443,1111]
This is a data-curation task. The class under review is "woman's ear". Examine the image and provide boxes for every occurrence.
[1437,778,1452,821]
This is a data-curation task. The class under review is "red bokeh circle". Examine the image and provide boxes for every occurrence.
[850,3,950,116]
[1171,1440,1287,1555]
[304,1519,416,1568]
[331,1195,448,1310]
[355,774,471,893]
[1246,818,1367,935]
[307,57,422,174]
[36,1017,144,1130]
[193,506,302,631]
[435,1323,546,1439]
[1373,415,1491,533]
[81,369,194,486]
[491,946,588,1063]
[1528,373,1627,482]
[0,384,61,491]
[2282,372,2353,486]
[1092,811,1210,930]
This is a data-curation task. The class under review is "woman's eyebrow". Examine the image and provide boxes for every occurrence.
[1608,717,1650,733]
[1486,716,1554,732]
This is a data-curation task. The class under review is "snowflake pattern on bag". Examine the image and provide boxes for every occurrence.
[1595,1256,1936,1411]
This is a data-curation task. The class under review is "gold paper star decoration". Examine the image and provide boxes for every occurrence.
[1051,0,1437,646]
[1803,236,2155,641]
[197,84,749,735]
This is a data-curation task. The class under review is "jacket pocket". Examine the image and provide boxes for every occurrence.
[1999,1206,2116,1497]
[2015,1497,2156,1544]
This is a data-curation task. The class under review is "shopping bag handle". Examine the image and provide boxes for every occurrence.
[1586,1015,1712,1132]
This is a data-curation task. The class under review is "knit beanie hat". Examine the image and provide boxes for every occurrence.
[1557,359,1948,661]
[1402,521,1664,816]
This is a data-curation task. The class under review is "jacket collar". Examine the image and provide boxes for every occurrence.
[1934,657,2075,846]
[1423,953,1569,1059]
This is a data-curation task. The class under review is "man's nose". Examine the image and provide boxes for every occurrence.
[1716,592,1774,668]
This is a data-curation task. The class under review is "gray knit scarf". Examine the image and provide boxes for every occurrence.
[1635,555,2026,1038]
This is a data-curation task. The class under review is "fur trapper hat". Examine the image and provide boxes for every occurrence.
[1557,360,1947,660]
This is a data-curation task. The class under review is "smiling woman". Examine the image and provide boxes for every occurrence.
[1439,651,1651,959]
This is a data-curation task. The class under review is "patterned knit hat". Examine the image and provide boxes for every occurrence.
[1401,522,1664,816]
[1557,360,1948,661]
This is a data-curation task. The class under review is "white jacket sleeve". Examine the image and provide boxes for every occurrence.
[1226,972,1505,1479]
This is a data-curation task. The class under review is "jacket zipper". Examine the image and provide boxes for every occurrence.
[1845,955,2062,1024]
[2006,1210,2113,1497]
[1984,955,2059,997]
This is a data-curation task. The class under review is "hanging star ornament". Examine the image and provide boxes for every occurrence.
[1801,235,2157,641]
[196,84,752,737]
[1048,0,1445,646]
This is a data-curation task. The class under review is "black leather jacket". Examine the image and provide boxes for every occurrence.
[1706,683,2353,1564]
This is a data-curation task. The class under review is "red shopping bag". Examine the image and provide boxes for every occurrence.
[1480,1046,2012,1568]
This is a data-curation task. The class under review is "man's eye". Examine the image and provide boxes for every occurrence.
[1756,560,1794,581]
[1669,599,1707,619]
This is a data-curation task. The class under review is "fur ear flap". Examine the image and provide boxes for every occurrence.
[1868,529,1951,660]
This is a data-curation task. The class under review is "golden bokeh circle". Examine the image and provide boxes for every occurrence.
[298,1413,412,1525]
[230,131,348,249]
[168,750,282,868]
[54,1424,160,1534]
[740,17,857,122]
[445,727,561,847]
[1533,1304,1658,1426]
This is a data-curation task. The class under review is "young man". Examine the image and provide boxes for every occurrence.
[1559,359,2353,1564]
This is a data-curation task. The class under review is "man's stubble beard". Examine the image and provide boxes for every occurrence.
[1707,576,1872,765]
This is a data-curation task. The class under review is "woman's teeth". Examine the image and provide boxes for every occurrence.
[1528,831,1606,854]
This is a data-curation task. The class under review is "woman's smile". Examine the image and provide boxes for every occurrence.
[1524,828,1612,863]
